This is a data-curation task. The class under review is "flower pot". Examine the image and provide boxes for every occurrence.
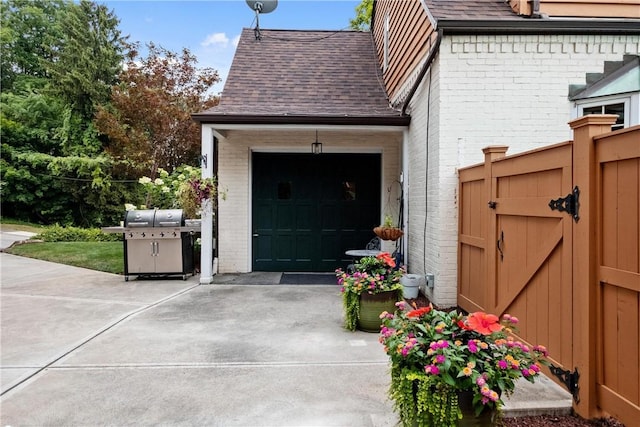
[400,274,422,299]
[456,390,497,427]
[358,290,398,332]
[373,226,404,241]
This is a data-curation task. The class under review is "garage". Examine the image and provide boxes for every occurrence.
[252,152,381,272]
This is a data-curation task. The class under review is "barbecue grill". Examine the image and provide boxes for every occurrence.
[122,209,195,281]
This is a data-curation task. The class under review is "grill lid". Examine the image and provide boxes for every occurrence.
[153,209,184,227]
[124,209,155,227]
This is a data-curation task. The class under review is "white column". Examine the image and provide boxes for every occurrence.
[200,125,215,284]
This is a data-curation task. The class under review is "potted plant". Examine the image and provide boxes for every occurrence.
[379,303,549,426]
[335,252,404,332]
[374,214,404,241]
[177,175,216,219]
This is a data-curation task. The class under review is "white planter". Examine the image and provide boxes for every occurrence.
[400,274,422,299]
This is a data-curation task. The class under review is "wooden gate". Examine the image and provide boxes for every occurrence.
[458,116,640,424]
[595,125,640,424]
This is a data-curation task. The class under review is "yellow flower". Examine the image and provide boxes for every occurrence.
[462,367,473,376]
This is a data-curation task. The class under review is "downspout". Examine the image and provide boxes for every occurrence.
[401,28,443,116]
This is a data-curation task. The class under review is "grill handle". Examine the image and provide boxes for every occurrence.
[158,221,180,226]
[128,222,150,227]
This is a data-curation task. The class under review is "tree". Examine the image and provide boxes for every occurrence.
[95,43,220,178]
[350,0,373,31]
[47,0,125,121]
[0,0,65,91]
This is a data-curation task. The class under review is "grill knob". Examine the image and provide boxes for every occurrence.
[141,232,146,237]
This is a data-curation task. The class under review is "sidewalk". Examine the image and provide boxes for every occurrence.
[1,237,572,425]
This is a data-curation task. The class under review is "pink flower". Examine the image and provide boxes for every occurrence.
[425,365,440,375]
[497,360,508,369]
[435,354,446,364]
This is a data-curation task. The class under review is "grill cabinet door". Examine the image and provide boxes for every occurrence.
[126,239,156,273]
[154,239,183,273]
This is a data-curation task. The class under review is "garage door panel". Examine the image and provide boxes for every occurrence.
[296,204,314,230]
[275,204,295,230]
[320,203,339,230]
[274,234,293,261]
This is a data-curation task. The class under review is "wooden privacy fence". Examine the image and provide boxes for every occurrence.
[458,115,639,424]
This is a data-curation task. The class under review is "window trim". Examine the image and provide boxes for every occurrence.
[574,95,631,130]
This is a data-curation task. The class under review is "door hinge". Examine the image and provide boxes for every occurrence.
[549,364,580,403]
[549,186,580,223]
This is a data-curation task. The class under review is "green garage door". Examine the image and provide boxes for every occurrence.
[252,153,381,272]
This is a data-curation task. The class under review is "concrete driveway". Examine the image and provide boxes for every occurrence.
[0,253,396,426]
[0,247,572,426]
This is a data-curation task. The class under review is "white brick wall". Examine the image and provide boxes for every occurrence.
[403,34,640,307]
[216,129,403,273]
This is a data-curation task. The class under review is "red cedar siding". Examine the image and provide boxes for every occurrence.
[373,0,434,101]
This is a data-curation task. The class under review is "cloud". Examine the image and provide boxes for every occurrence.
[201,32,230,48]
[232,34,241,47]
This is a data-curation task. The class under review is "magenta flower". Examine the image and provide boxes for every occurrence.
[425,365,440,375]
[497,359,508,369]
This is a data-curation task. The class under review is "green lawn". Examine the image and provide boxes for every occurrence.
[6,241,124,274]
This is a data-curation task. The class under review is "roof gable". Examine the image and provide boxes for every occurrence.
[194,28,407,125]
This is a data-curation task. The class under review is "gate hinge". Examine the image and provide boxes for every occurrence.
[549,364,580,403]
[549,186,580,223]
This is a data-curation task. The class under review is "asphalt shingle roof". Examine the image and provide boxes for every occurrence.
[193,28,406,124]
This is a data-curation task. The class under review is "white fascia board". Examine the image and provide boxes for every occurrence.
[204,123,408,133]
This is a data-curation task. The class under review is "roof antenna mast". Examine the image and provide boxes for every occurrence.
[245,0,278,40]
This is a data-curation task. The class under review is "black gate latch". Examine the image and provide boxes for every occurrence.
[549,364,580,403]
[549,186,580,223]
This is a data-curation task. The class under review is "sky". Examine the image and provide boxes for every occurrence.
[100,0,362,93]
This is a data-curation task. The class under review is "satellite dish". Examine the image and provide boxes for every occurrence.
[246,0,278,14]
[246,0,277,40]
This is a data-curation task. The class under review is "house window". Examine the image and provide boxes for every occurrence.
[383,12,389,73]
[343,181,356,201]
[577,99,630,131]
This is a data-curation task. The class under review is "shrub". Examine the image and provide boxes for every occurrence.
[36,224,122,242]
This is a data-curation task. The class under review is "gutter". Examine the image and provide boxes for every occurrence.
[402,29,443,117]
[191,113,411,127]
[437,19,640,35]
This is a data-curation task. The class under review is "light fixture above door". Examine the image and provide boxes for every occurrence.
[311,130,322,155]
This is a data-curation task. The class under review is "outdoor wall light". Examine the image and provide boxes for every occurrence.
[311,130,323,155]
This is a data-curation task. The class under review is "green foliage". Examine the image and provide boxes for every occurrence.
[0,77,66,153]
[380,305,550,424]
[0,0,66,91]
[94,43,219,175]
[1,144,139,226]
[47,0,125,121]
[35,224,121,242]
[389,366,463,427]
[336,252,404,331]
[350,0,372,31]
